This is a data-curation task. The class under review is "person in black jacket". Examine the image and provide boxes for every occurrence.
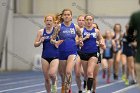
[127,0,140,85]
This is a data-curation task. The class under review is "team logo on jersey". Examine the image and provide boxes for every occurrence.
[83,32,90,36]
[83,32,97,38]
[44,36,50,39]
[91,32,97,38]
[70,28,75,34]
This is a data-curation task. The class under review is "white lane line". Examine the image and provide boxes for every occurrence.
[97,80,123,89]
[0,78,42,86]
[36,80,123,93]
[112,84,139,93]
[0,76,41,82]
[0,83,44,93]
[0,79,123,93]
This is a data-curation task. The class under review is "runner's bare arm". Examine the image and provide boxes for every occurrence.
[96,29,106,49]
[75,24,82,40]
[34,29,44,47]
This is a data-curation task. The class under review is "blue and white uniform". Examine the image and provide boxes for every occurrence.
[80,27,99,61]
[42,28,59,63]
[58,22,77,60]
[103,39,113,59]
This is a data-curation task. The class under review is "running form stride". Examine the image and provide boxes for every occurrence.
[34,15,59,93]
[51,9,83,93]
[80,15,106,93]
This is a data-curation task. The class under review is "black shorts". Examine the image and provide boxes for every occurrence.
[122,49,134,57]
[42,57,58,64]
[80,52,99,61]
[122,46,134,57]
[77,51,83,59]
[103,56,113,60]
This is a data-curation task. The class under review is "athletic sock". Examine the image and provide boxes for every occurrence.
[87,78,93,90]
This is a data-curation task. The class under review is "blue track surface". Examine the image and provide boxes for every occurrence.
[0,70,140,93]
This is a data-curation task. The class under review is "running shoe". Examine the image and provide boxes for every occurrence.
[121,74,126,81]
[106,78,110,84]
[130,80,137,85]
[79,90,82,93]
[125,79,129,86]
[51,85,57,93]
[61,83,65,93]
[69,88,72,93]
[86,90,91,93]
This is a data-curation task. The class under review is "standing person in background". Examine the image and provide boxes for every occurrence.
[127,0,140,84]
[113,23,122,80]
[101,30,116,84]
[34,15,59,93]
[51,9,83,93]
[80,15,105,93]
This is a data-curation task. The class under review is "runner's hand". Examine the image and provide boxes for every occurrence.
[54,40,63,48]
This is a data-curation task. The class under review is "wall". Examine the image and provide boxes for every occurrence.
[0,0,9,65]
[16,0,140,16]
[88,0,139,16]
